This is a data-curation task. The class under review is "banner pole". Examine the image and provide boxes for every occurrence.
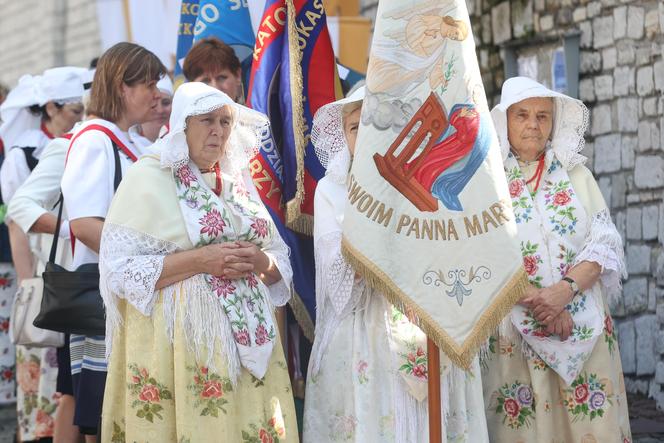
[427,337,443,443]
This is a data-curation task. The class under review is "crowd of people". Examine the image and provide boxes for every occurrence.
[0,36,631,443]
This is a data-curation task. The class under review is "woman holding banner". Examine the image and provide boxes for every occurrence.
[482,77,631,442]
[98,82,297,442]
[303,88,489,443]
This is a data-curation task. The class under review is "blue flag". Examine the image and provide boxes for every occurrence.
[174,1,200,87]
[193,0,255,61]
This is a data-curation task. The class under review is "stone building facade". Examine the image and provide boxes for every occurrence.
[359,0,664,410]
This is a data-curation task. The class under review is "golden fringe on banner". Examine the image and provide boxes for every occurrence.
[284,0,310,235]
[341,237,528,369]
[288,290,316,343]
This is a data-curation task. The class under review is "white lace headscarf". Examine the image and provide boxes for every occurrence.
[0,67,87,149]
[311,86,365,184]
[491,76,589,170]
[155,82,268,175]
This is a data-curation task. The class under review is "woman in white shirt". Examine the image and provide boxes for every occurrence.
[60,42,166,442]
[0,67,85,443]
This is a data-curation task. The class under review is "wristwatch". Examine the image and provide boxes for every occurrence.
[562,276,580,297]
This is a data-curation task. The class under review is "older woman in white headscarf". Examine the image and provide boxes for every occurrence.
[302,87,488,443]
[98,82,296,442]
[481,77,631,442]
[0,67,85,442]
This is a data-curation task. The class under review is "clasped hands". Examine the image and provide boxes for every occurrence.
[520,281,575,340]
[199,240,270,280]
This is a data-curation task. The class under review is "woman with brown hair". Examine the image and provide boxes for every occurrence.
[60,42,166,442]
[183,37,243,102]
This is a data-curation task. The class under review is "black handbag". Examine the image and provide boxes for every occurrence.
[33,141,123,336]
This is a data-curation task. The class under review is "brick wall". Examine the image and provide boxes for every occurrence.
[360,0,664,409]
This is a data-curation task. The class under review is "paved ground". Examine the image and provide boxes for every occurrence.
[0,394,659,442]
[0,405,13,443]
[629,393,664,442]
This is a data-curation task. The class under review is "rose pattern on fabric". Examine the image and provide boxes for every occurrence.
[0,273,14,289]
[15,348,57,439]
[34,409,55,438]
[509,179,524,198]
[16,355,40,395]
[604,314,618,355]
[241,418,283,443]
[127,364,173,422]
[520,308,550,338]
[327,413,358,441]
[398,345,428,380]
[530,356,549,371]
[563,372,611,421]
[493,381,535,429]
[506,167,533,223]
[0,365,14,383]
[186,365,233,417]
[520,241,543,287]
[111,421,126,443]
[356,360,369,384]
[553,190,572,207]
[543,179,578,235]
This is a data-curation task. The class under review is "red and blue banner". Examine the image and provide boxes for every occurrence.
[247,0,340,338]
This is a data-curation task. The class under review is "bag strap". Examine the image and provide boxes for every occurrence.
[66,124,138,164]
[49,140,122,262]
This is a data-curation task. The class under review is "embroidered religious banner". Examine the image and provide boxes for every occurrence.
[341,0,527,368]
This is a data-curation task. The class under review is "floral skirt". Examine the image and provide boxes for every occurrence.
[303,292,488,443]
[16,345,59,440]
[101,296,298,443]
[0,263,16,404]
[481,312,632,443]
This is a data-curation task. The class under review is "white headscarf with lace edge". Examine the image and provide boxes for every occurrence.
[155,82,268,175]
[311,86,365,184]
[491,76,589,170]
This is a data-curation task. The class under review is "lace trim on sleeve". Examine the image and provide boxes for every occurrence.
[100,223,179,317]
[309,231,364,375]
[263,230,292,307]
[574,209,627,307]
[317,231,356,315]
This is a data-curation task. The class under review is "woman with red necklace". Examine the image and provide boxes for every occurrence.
[482,77,631,442]
[97,82,297,442]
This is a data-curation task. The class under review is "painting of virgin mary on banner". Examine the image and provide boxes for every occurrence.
[342,0,527,368]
